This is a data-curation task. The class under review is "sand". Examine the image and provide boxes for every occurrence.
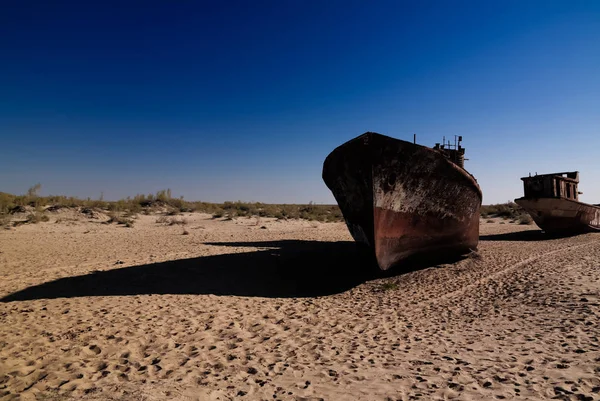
[0,212,599,401]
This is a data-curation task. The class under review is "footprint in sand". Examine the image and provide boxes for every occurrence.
[87,344,101,355]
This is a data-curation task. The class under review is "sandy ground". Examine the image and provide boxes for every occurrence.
[0,211,599,401]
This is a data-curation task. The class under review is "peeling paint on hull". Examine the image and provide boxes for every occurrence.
[322,132,482,271]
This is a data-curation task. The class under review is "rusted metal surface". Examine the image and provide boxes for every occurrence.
[322,132,482,271]
[515,171,600,233]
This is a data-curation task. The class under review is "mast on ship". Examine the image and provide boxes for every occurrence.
[433,135,466,169]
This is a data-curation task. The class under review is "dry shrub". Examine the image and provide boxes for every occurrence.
[168,217,187,226]
[2,187,348,223]
[480,202,523,219]
[26,213,49,224]
[107,212,134,227]
[0,215,11,227]
[155,215,170,224]
[519,214,534,225]
[156,216,187,226]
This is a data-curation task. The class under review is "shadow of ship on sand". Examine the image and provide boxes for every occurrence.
[1,240,467,302]
[479,229,589,242]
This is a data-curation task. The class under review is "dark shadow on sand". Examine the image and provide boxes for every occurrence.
[480,230,587,242]
[1,240,467,302]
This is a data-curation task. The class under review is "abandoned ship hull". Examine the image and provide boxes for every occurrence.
[515,198,600,233]
[323,132,482,271]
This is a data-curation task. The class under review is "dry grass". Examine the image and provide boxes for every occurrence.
[106,212,134,227]
[155,215,170,224]
[26,213,50,224]
[168,217,187,226]
[518,214,534,225]
[1,187,343,223]
[480,202,533,224]
[0,214,11,228]
[1,186,537,225]
[156,216,188,226]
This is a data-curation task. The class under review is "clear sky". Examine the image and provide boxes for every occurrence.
[1,1,599,204]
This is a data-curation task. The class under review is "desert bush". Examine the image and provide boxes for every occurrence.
[0,187,347,223]
[85,199,108,209]
[480,202,529,221]
[155,215,170,224]
[519,214,534,225]
[27,183,41,198]
[155,189,172,203]
[26,213,49,224]
[168,217,187,226]
[156,215,187,226]
[0,214,11,227]
[0,192,16,215]
[106,212,134,227]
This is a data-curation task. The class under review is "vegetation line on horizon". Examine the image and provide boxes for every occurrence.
[0,184,533,227]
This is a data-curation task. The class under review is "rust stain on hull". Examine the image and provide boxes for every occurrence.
[322,132,482,271]
[373,207,480,270]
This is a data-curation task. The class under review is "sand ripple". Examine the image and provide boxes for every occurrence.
[1,216,599,400]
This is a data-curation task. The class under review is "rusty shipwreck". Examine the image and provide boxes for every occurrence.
[322,132,482,271]
[515,171,600,234]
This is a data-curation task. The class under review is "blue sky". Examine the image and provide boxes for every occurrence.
[1,1,599,204]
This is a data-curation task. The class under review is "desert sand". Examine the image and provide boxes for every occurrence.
[0,211,599,400]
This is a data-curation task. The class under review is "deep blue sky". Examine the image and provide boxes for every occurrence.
[1,1,599,204]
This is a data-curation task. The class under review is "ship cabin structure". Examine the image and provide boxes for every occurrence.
[433,135,466,169]
[521,171,581,202]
